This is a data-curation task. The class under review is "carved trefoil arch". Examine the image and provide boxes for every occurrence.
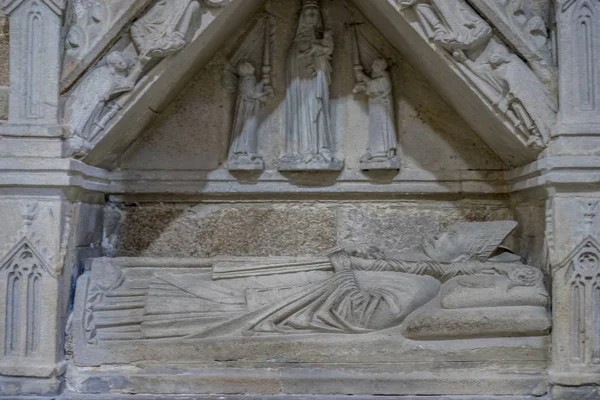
[556,236,600,367]
[0,237,53,358]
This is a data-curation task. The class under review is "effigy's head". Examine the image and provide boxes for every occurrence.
[372,59,389,74]
[300,0,322,30]
[488,46,510,68]
[422,221,518,263]
[106,51,131,73]
[237,61,255,76]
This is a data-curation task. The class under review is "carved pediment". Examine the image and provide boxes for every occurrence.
[62,0,557,169]
[0,236,54,279]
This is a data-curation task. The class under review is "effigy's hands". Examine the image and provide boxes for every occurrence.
[329,251,353,272]
[321,245,384,260]
[343,245,385,259]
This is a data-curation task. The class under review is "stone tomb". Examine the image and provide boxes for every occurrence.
[2,0,599,398]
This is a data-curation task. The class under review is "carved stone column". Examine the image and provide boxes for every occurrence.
[0,0,65,145]
[555,0,600,136]
[550,1,600,398]
[0,160,107,396]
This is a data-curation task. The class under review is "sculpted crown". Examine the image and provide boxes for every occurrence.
[302,0,320,9]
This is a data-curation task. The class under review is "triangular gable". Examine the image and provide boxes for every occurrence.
[77,0,554,169]
[0,236,55,278]
[554,235,600,276]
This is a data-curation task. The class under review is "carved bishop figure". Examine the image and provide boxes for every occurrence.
[279,0,342,171]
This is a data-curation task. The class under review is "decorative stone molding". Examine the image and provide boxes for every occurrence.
[0,0,65,137]
[555,0,600,135]
[551,235,600,386]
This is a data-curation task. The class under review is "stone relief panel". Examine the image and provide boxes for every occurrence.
[0,0,65,132]
[118,0,504,173]
[398,0,557,150]
[549,196,600,382]
[467,0,556,91]
[553,236,600,376]
[74,220,549,369]
[556,0,600,132]
[61,0,154,89]
[0,237,53,357]
[63,0,227,156]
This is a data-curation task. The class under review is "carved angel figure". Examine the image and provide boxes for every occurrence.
[64,0,203,156]
[400,0,554,147]
[228,62,273,169]
[131,0,201,63]
[398,0,492,51]
[280,0,341,170]
[64,51,134,155]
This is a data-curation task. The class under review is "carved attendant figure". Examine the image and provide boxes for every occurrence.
[228,62,273,170]
[128,0,201,84]
[64,51,133,155]
[280,0,342,171]
[353,59,399,169]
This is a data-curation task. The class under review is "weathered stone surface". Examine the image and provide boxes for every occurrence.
[0,0,598,398]
[0,12,8,87]
[108,203,338,257]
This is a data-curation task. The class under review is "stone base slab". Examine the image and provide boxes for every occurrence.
[66,365,548,397]
[54,395,550,400]
[0,375,63,397]
[551,385,600,399]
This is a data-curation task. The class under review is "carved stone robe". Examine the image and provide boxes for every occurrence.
[229,75,268,160]
[361,71,397,159]
[179,267,439,338]
[131,0,197,59]
[283,32,334,159]
[64,62,128,140]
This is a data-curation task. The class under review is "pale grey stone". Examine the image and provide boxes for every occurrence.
[61,0,154,90]
[0,0,65,137]
[1,0,599,398]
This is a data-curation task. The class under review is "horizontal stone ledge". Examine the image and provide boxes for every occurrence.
[108,168,507,197]
[0,158,110,192]
[66,365,547,397]
[55,395,548,400]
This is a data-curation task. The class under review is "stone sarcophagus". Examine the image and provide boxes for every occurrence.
[2,0,600,398]
[70,220,551,396]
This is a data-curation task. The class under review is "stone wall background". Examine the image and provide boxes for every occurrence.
[104,199,518,258]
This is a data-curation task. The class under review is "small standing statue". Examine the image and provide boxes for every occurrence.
[279,0,342,171]
[223,16,275,171]
[228,61,273,170]
[351,27,400,170]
